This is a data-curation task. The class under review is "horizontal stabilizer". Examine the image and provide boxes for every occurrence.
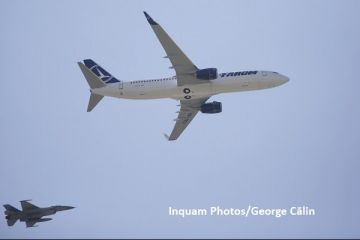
[87,93,104,112]
[7,217,18,226]
[3,204,20,213]
[78,62,106,89]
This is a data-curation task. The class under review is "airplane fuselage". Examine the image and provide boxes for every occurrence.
[5,207,56,221]
[92,70,289,101]
[4,204,74,227]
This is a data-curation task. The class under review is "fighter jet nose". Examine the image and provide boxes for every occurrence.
[56,206,75,211]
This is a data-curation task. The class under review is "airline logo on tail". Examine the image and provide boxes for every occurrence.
[84,59,120,84]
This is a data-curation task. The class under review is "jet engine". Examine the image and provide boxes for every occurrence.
[201,101,222,113]
[196,68,218,80]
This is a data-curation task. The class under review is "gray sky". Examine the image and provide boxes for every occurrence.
[1,0,359,238]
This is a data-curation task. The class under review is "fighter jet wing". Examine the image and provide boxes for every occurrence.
[144,12,201,86]
[21,200,39,211]
[25,219,39,228]
[167,97,209,141]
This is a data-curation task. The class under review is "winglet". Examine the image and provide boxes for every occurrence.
[144,11,158,25]
[20,199,32,202]
[163,133,170,140]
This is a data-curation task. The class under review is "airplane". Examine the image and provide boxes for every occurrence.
[3,200,74,228]
[78,11,289,141]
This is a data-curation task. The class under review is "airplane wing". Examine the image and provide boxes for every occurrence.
[144,12,201,86]
[167,97,209,141]
[20,200,39,211]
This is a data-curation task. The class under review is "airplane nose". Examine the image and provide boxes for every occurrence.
[57,206,75,211]
[279,75,289,85]
[283,76,290,83]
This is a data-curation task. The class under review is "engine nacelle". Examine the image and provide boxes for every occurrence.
[201,101,222,114]
[196,68,218,80]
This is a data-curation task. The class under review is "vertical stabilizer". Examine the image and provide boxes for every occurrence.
[83,59,120,84]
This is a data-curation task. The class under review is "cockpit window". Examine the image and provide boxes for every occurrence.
[272,72,279,74]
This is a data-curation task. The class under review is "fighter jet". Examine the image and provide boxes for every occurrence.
[3,200,74,227]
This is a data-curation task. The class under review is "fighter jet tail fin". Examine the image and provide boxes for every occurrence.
[4,204,20,226]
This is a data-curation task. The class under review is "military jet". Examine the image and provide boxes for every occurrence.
[3,200,74,227]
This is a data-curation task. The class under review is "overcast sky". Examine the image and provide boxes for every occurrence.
[1,0,359,238]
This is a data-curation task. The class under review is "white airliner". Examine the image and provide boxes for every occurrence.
[78,12,289,141]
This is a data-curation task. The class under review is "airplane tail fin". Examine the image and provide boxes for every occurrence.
[78,59,122,112]
[3,205,20,226]
[78,60,107,112]
[78,61,106,89]
[82,59,121,85]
